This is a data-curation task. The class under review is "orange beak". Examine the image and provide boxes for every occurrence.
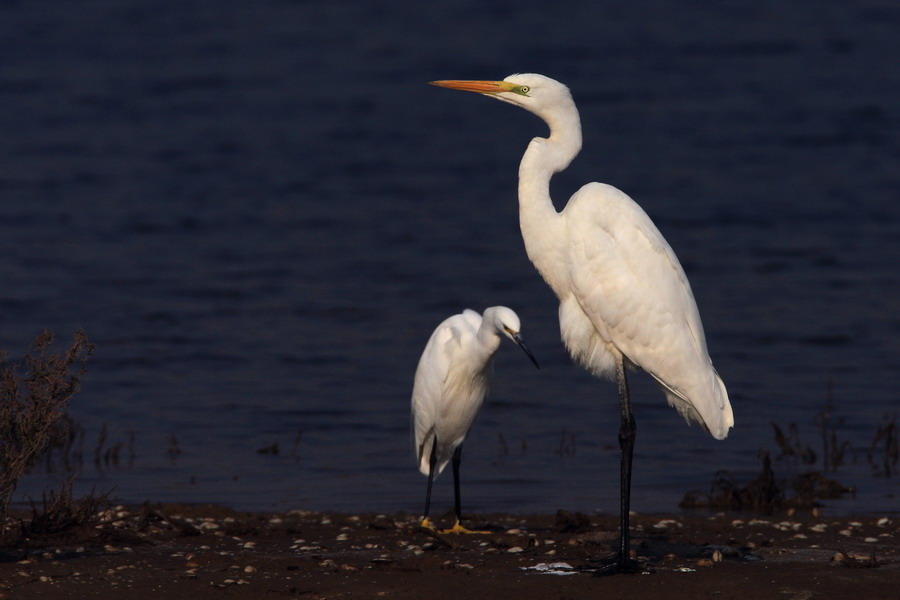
[429,80,512,94]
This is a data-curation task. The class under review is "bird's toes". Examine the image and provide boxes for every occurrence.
[579,554,647,576]
[439,520,492,535]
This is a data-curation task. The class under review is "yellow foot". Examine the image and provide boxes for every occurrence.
[420,517,435,530]
[439,520,491,535]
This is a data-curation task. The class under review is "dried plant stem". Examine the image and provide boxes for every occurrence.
[0,330,94,523]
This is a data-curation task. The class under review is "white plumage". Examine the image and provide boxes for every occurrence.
[412,309,489,476]
[558,181,732,438]
[430,73,732,569]
[411,306,538,532]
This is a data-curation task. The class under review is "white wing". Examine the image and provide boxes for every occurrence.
[563,183,733,438]
[411,311,491,475]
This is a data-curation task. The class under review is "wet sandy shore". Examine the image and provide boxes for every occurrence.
[0,504,896,599]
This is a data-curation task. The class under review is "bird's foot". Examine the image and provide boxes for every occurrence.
[579,552,645,576]
[439,519,491,535]
[419,517,435,530]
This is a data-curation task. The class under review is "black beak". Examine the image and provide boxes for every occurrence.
[512,334,540,369]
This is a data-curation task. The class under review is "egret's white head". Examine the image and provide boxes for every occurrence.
[482,306,540,369]
[484,306,522,340]
[430,73,575,124]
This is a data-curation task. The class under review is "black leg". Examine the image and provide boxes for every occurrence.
[615,356,638,569]
[421,436,438,528]
[590,356,643,575]
[438,444,490,534]
[451,445,463,525]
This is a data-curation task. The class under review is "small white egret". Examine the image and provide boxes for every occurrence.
[430,74,733,572]
[412,306,539,534]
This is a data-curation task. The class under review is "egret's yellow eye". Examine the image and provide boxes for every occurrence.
[516,85,530,96]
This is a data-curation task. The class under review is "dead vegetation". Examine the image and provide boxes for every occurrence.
[868,414,898,477]
[16,481,110,539]
[0,330,94,522]
[678,384,898,513]
[0,330,119,551]
[679,449,855,513]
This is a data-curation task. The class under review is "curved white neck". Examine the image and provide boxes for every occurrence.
[517,104,583,294]
[473,325,501,372]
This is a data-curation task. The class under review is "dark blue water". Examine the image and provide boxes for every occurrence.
[3,1,898,516]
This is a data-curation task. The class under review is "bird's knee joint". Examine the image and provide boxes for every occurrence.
[618,425,635,446]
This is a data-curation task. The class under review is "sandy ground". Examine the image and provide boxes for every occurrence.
[0,504,897,599]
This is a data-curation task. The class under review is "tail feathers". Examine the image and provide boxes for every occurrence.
[660,369,733,440]
[709,371,734,440]
[416,429,435,476]
[417,431,452,476]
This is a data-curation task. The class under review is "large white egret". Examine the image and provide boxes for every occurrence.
[430,74,733,573]
[412,306,539,534]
